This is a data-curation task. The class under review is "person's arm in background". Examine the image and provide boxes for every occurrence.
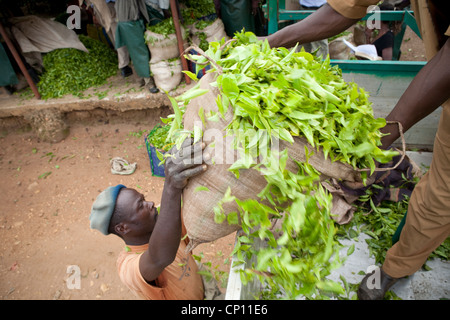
[381,46,393,61]
[266,3,359,48]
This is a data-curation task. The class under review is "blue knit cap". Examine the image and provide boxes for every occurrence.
[90,184,126,235]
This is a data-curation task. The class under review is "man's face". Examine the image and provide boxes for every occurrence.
[116,188,158,236]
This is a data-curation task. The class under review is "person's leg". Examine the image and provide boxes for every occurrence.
[143,76,158,93]
[358,101,450,299]
[382,100,450,278]
[106,2,132,77]
[117,47,132,77]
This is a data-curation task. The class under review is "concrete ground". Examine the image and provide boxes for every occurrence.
[227,152,449,300]
[333,232,450,300]
[333,151,449,300]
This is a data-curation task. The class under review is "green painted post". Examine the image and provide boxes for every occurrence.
[267,0,279,34]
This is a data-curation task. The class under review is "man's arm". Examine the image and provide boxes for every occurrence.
[139,139,207,282]
[380,38,450,148]
[266,4,359,48]
[381,46,393,61]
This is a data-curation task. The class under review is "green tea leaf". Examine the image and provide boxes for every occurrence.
[194,186,210,193]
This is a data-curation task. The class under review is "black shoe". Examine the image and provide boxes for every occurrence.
[149,87,159,93]
[358,267,399,300]
[147,85,159,94]
[121,66,133,78]
[144,77,159,94]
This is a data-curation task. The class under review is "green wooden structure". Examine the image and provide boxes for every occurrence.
[264,0,421,61]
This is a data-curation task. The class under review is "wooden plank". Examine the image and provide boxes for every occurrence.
[225,231,244,300]
[277,10,411,22]
[169,0,190,84]
[225,231,263,300]
[265,0,420,41]
[331,60,426,75]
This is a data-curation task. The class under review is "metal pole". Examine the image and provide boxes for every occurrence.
[0,21,41,99]
[169,0,190,84]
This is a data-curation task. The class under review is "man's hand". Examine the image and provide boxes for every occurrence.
[164,138,208,190]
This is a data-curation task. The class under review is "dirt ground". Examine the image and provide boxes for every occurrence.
[0,26,425,300]
[398,26,426,61]
[0,111,236,300]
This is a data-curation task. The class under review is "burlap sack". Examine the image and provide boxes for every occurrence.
[145,26,188,63]
[10,15,88,54]
[190,19,228,47]
[329,34,353,60]
[150,58,182,92]
[182,72,362,251]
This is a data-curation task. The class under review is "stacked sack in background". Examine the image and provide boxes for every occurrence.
[180,0,227,50]
[188,18,228,50]
[181,1,228,78]
[144,0,228,91]
[145,18,188,92]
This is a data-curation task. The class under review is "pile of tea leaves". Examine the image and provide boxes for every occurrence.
[38,35,117,99]
[163,31,401,299]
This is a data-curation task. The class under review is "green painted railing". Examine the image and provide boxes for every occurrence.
[264,0,421,62]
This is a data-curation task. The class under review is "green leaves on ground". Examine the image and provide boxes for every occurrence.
[38,35,118,99]
[147,125,172,151]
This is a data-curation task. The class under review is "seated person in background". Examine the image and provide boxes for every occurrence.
[365,2,395,60]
